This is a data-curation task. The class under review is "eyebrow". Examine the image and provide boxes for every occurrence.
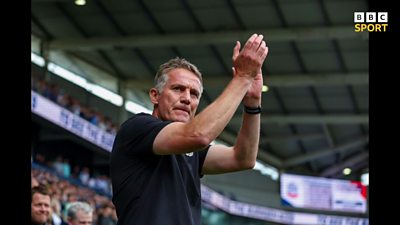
[171,84,200,94]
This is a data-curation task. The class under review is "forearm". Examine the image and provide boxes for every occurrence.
[233,97,261,168]
[191,33,266,147]
[154,34,267,155]
[184,76,253,144]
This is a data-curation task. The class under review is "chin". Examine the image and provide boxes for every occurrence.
[169,111,190,122]
[174,117,190,122]
[173,114,191,122]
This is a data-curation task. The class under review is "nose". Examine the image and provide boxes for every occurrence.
[38,205,49,213]
[180,89,191,105]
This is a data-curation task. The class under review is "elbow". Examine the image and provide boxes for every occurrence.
[243,160,256,170]
[233,147,257,170]
[196,135,212,149]
[235,157,256,170]
[248,160,256,169]
[190,132,212,150]
[236,157,256,170]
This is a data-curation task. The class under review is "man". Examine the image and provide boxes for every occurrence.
[66,201,93,225]
[32,185,51,225]
[110,34,269,225]
[97,203,117,225]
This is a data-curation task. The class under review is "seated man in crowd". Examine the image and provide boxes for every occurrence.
[66,201,94,225]
[32,184,52,225]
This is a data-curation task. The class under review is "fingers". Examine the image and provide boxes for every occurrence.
[252,34,264,51]
[260,46,269,62]
[251,35,269,62]
[232,41,241,61]
[244,34,263,51]
[257,41,266,57]
[242,34,267,59]
[233,33,269,79]
[242,34,258,52]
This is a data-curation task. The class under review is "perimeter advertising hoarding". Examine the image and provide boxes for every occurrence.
[281,173,367,213]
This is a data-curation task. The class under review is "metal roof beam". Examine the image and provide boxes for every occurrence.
[125,72,368,90]
[48,26,368,51]
[230,114,368,125]
[259,133,325,145]
[319,151,369,177]
[282,137,368,168]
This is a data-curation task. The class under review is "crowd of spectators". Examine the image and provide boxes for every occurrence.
[33,153,112,197]
[31,73,122,224]
[32,153,117,225]
[31,74,119,135]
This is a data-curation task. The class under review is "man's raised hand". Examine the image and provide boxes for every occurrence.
[232,34,269,80]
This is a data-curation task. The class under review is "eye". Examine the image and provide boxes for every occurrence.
[172,86,181,91]
[190,91,199,99]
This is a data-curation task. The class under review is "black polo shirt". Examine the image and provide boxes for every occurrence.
[110,113,209,225]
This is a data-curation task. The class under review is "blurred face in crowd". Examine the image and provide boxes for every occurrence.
[31,192,51,225]
[150,68,202,122]
[68,210,93,225]
[32,177,39,188]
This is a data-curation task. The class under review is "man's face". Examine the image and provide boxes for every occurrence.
[31,193,51,224]
[152,68,202,122]
[68,210,93,225]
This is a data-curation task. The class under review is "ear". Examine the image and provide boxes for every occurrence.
[149,88,159,105]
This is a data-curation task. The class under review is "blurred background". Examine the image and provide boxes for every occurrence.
[31,0,369,224]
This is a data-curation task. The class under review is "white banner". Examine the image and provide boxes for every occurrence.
[201,184,368,225]
[31,90,115,152]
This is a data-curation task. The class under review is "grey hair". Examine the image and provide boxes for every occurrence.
[67,201,93,220]
[154,57,203,95]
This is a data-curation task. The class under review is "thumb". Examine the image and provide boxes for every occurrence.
[232,41,240,61]
[232,67,237,76]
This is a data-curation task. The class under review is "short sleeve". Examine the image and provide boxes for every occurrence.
[198,145,210,177]
[112,113,172,156]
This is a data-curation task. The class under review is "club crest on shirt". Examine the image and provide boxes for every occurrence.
[185,152,193,157]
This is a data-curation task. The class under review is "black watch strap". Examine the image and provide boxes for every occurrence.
[244,105,262,114]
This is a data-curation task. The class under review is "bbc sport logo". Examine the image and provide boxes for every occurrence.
[354,12,388,32]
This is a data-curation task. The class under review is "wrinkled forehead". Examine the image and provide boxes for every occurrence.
[167,68,203,91]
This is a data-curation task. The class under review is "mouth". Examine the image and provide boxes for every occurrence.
[174,108,190,115]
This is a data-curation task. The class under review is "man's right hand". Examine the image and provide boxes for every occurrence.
[232,34,268,80]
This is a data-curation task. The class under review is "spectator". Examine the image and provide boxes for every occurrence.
[62,158,71,178]
[32,176,40,188]
[53,156,64,176]
[79,167,90,185]
[66,201,93,225]
[32,184,52,225]
[62,192,79,221]
[97,203,117,225]
[51,198,66,225]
